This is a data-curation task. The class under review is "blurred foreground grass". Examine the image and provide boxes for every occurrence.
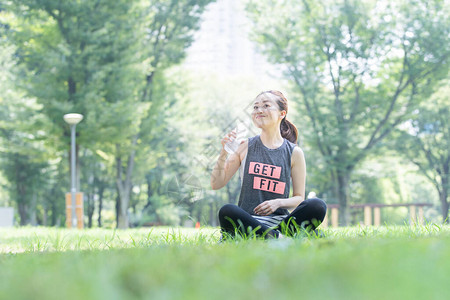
[1,225,449,299]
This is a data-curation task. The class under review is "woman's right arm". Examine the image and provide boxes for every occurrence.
[210,133,247,190]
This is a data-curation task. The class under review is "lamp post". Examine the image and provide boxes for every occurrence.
[63,113,83,228]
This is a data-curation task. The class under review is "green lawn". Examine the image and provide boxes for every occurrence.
[1,225,449,300]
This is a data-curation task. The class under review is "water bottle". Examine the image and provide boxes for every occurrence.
[224,122,247,154]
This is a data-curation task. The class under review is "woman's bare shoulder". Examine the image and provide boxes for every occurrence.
[291,146,305,166]
[292,145,304,155]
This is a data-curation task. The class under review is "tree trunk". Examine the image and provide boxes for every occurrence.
[143,174,153,210]
[439,171,449,223]
[117,192,130,229]
[51,193,57,226]
[210,200,217,227]
[115,137,138,229]
[87,192,94,228]
[42,206,48,226]
[18,202,28,226]
[440,193,449,224]
[116,172,133,229]
[115,192,120,227]
[337,171,350,226]
[97,185,104,228]
[441,168,449,223]
[16,172,30,225]
[30,194,37,226]
[116,177,131,229]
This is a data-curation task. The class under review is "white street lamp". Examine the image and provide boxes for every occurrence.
[63,113,83,228]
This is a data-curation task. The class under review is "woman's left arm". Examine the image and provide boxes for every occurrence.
[254,147,306,216]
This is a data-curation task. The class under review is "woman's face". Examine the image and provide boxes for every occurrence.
[251,93,285,129]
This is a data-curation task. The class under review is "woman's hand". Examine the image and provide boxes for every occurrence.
[254,199,280,216]
[211,131,248,190]
[220,129,236,150]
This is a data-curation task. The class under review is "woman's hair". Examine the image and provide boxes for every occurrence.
[257,90,299,144]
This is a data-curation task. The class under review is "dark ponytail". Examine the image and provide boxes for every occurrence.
[260,90,299,144]
[280,117,299,144]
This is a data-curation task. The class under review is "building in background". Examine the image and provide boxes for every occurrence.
[183,0,279,78]
[0,207,14,227]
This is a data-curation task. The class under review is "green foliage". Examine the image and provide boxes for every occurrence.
[6,0,140,144]
[1,0,215,228]
[246,0,450,224]
[394,79,450,221]
[0,21,60,225]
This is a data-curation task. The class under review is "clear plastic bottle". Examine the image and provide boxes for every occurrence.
[224,122,247,154]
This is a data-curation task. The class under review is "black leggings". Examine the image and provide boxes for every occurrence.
[218,198,327,238]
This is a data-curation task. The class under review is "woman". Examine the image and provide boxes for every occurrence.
[211,90,327,239]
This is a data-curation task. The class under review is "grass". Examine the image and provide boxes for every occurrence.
[0,227,220,253]
[1,224,450,300]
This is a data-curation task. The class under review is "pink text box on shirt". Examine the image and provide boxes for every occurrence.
[253,176,285,195]
[248,162,281,179]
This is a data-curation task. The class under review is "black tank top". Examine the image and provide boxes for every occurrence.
[238,135,297,215]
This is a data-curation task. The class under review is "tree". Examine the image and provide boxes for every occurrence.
[0,15,56,225]
[0,97,53,226]
[395,80,450,222]
[112,0,214,228]
[5,0,141,227]
[246,0,450,224]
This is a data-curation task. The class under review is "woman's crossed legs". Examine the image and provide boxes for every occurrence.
[218,198,327,239]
